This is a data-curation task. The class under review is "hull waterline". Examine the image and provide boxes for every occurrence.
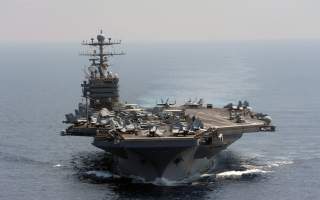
[93,133,243,181]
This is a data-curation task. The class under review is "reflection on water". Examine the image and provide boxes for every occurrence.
[71,150,292,184]
[68,150,294,199]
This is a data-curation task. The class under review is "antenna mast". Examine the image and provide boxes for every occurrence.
[80,31,124,110]
[80,30,124,78]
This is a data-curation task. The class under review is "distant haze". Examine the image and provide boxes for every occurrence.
[1,0,320,42]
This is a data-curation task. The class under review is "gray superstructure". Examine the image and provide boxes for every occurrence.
[62,32,275,182]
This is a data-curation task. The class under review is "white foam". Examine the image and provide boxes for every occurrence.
[200,173,215,178]
[266,160,294,168]
[53,164,62,167]
[85,170,113,179]
[152,177,182,186]
[216,169,269,179]
[149,172,210,186]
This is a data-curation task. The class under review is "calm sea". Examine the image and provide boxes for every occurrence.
[0,40,319,200]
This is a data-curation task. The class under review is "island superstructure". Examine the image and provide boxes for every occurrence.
[62,31,275,182]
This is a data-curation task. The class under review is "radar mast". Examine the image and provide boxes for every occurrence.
[80,31,124,110]
[80,30,124,78]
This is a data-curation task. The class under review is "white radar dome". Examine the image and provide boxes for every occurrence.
[97,34,105,42]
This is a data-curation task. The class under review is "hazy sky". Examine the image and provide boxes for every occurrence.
[1,0,320,42]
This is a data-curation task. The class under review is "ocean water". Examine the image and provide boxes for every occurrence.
[0,40,319,200]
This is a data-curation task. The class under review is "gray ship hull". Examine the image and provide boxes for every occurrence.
[92,132,243,181]
[62,32,275,183]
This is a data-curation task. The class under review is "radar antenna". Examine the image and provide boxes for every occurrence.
[80,30,125,78]
[80,31,125,110]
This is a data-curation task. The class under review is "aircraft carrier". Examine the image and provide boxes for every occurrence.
[62,31,275,182]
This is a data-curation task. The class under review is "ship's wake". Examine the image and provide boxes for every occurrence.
[70,151,293,186]
[198,151,293,182]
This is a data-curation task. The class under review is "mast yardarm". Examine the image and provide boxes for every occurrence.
[80,30,124,78]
